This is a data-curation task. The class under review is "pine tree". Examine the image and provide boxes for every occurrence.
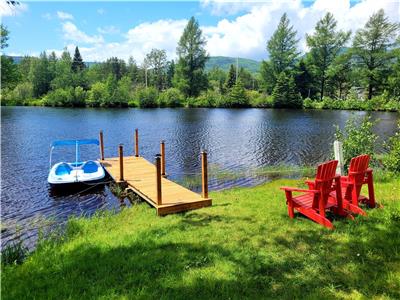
[260,13,299,93]
[272,72,302,108]
[227,80,249,107]
[173,17,209,97]
[71,46,85,72]
[294,58,315,99]
[306,13,351,100]
[352,9,399,99]
[225,64,236,90]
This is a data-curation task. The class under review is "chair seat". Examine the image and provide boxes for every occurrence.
[292,193,338,210]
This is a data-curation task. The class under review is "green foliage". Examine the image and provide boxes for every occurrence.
[4,82,33,105]
[334,116,378,169]
[352,9,399,99]
[174,17,209,97]
[43,87,87,107]
[137,87,158,108]
[261,13,299,92]
[1,24,9,49]
[71,46,85,73]
[248,91,273,108]
[272,72,303,108]
[221,80,249,108]
[87,82,109,107]
[158,88,184,107]
[1,55,20,90]
[225,64,236,90]
[383,121,400,173]
[1,240,28,266]
[144,49,167,91]
[306,13,351,100]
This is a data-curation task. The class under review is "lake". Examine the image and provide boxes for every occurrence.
[1,107,399,248]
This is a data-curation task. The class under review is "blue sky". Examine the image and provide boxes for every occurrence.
[1,1,399,62]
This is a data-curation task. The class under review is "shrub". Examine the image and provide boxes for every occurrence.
[248,91,273,108]
[113,76,131,107]
[72,86,87,107]
[220,81,249,108]
[10,82,34,105]
[158,88,184,107]
[189,90,221,107]
[383,121,400,173]
[272,72,302,108]
[43,88,73,107]
[303,97,315,109]
[87,82,109,107]
[334,115,378,170]
[137,87,158,108]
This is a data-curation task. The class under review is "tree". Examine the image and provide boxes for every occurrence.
[51,48,73,90]
[71,46,85,72]
[227,80,249,107]
[225,64,236,90]
[144,49,167,91]
[1,24,10,49]
[104,57,127,81]
[261,13,299,93]
[165,60,175,89]
[294,57,316,99]
[207,66,226,94]
[306,13,351,100]
[326,52,353,99]
[127,56,139,85]
[352,9,399,99]
[272,72,302,108]
[30,52,52,97]
[174,17,209,97]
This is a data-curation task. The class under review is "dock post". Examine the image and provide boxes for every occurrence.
[160,140,166,177]
[201,150,208,199]
[155,154,162,205]
[119,144,124,182]
[334,140,344,175]
[99,130,104,160]
[135,129,139,157]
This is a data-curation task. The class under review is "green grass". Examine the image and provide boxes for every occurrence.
[2,177,400,299]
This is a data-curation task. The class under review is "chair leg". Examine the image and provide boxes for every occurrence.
[285,191,295,218]
[367,172,376,208]
[343,200,367,216]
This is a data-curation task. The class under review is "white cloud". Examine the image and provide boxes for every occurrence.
[97,25,120,35]
[57,11,74,20]
[97,8,105,15]
[48,0,399,62]
[62,21,104,44]
[0,1,27,17]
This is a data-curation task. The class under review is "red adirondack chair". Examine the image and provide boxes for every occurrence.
[339,154,376,216]
[281,160,345,229]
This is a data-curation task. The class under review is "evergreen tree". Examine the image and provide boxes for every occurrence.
[71,46,85,72]
[30,52,51,97]
[261,13,299,93]
[127,56,139,85]
[225,64,236,90]
[227,80,249,107]
[1,24,10,49]
[173,17,209,97]
[327,52,353,99]
[51,48,73,90]
[104,57,127,81]
[166,60,175,89]
[294,57,315,99]
[272,72,302,108]
[144,48,167,91]
[352,9,399,99]
[306,13,351,100]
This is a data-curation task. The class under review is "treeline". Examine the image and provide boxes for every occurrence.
[1,11,400,111]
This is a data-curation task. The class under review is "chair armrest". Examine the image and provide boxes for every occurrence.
[280,187,319,194]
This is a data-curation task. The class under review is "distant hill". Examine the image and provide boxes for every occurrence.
[205,56,261,74]
[8,55,262,74]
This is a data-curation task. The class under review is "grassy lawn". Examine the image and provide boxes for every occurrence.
[2,177,400,299]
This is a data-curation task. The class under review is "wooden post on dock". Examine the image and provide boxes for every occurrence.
[119,144,124,182]
[160,140,166,177]
[155,154,162,205]
[99,130,104,160]
[201,150,208,199]
[135,129,139,157]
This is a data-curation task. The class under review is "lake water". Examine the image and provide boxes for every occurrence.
[1,107,399,248]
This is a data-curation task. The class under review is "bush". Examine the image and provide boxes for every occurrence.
[383,121,400,173]
[272,73,302,108]
[72,86,87,107]
[189,90,221,107]
[137,87,158,108]
[43,88,73,107]
[247,91,272,108]
[158,88,184,107]
[219,81,249,108]
[334,115,378,170]
[113,76,131,107]
[87,82,109,107]
[303,97,315,109]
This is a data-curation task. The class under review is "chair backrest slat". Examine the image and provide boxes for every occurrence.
[346,154,370,199]
[312,160,338,208]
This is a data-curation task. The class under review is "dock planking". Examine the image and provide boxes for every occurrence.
[101,155,212,216]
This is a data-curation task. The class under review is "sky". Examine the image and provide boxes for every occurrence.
[1,0,399,63]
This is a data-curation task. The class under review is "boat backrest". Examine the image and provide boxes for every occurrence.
[55,163,72,176]
[82,161,99,174]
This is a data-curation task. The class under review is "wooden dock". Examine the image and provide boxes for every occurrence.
[99,130,212,216]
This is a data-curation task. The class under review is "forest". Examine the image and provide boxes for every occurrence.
[1,10,399,111]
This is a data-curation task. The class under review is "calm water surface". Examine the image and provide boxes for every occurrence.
[1,107,399,247]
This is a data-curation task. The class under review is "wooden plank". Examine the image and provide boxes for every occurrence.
[101,156,212,215]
